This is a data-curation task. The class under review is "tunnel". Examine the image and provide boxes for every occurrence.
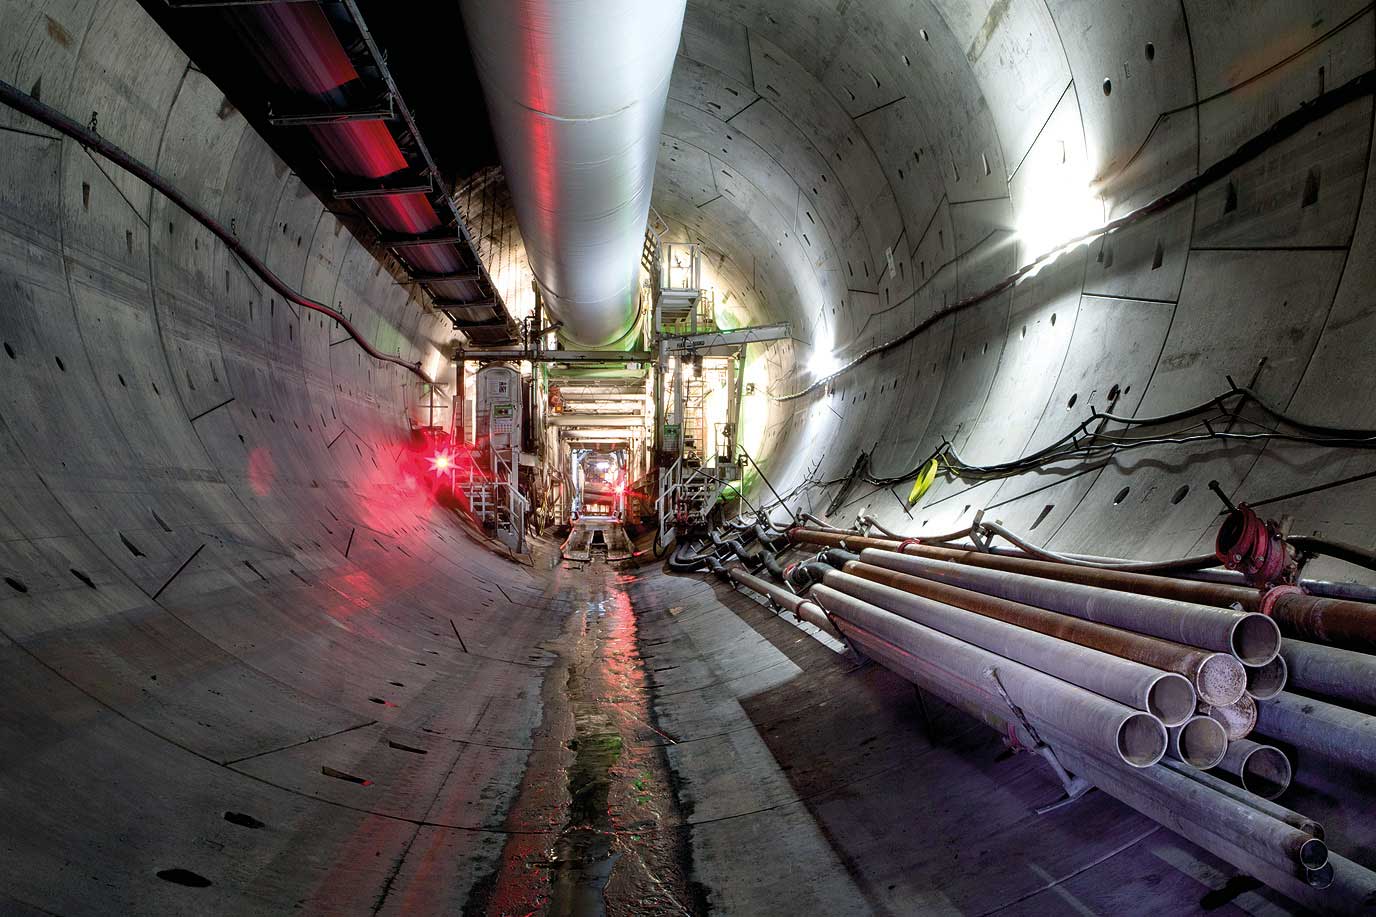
[2,0,1376,914]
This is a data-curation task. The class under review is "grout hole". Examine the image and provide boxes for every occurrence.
[388,740,428,755]
[3,342,14,359]
[1145,42,1155,61]
[119,533,145,557]
[1067,393,1078,409]
[1102,78,1112,96]
[321,766,371,786]
[1030,505,1054,530]
[1113,486,1131,505]
[5,576,28,593]
[55,356,65,372]
[70,568,96,589]
[223,811,265,829]
[1171,484,1190,505]
[156,869,211,888]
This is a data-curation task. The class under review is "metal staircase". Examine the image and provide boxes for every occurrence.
[657,458,729,544]
[452,451,528,554]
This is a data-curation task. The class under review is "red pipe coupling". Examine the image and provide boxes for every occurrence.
[1215,504,1296,587]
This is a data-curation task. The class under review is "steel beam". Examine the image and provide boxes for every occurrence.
[386,231,466,249]
[269,99,395,127]
[660,321,792,356]
[410,270,482,284]
[462,348,652,364]
[333,174,433,199]
[435,299,498,312]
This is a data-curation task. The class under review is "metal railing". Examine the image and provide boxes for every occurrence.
[657,459,727,544]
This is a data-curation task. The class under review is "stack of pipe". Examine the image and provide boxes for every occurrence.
[726,526,1376,912]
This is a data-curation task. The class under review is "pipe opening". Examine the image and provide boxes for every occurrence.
[1147,673,1197,727]
[1239,745,1292,799]
[1230,614,1281,665]
[1196,653,1247,707]
[1171,716,1227,769]
[1304,861,1335,889]
[1117,712,1167,768]
[1243,655,1287,700]
[1298,837,1328,871]
[1205,693,1257,740]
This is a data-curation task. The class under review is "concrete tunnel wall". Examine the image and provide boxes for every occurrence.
[0,1,570,912]
[3,0,1376,914]
[656,0,1376,581]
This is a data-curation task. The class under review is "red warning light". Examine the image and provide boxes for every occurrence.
[429,451,453,473]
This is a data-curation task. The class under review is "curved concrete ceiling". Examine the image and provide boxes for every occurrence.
[1,0,1374,914]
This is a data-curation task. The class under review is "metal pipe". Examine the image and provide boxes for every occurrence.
[793,528,1376,650]
[818,568,1196,725]
[1256,692,1376,773]
[841,557,1245,706]
[1218,739,1292,799]
[1164,760,1323,839]
[1203,693,1257,740]
[1046,738,1328,874]
[461,0,687,347]
[832,617,1039,749]
[823,583,1356,909]
[1166,715,1228,769]
[852,546,1281,665]
[811,584,1167,767]
[1280,638,1376,710]
[727,568,839,638]
[1244,655,1288,701]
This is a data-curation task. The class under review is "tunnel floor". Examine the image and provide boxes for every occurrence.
[0,502,1315,915]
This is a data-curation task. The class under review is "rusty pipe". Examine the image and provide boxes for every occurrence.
[1202,693,1258,740]
[815,568,1196,724]
[840,558,1245,706]
[811,584,1167,767]
[851,547,1280,665]
[1218,739,1292,799]
[792,528,1376,650]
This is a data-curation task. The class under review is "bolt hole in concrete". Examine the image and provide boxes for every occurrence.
[156,868,211,888]
[1103,78,1113,95]
[1145,41,1155,60]
[222,811,264,830]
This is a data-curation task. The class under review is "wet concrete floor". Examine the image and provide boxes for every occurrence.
[468,558,700,916]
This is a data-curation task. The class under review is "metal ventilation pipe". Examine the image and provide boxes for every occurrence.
[461,0,687,347]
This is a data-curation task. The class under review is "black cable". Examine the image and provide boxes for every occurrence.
[0,77,434,383]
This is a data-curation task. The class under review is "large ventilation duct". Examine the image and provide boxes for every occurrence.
[461,0,687,348]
